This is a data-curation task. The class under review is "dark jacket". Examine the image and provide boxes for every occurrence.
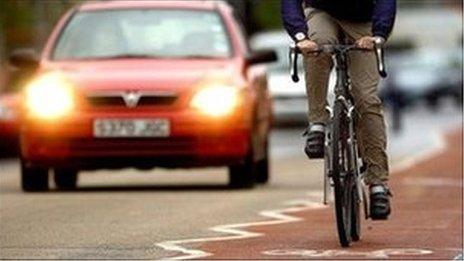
[281,0,396,41]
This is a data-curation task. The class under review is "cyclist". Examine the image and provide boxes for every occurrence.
[281,0,396,219]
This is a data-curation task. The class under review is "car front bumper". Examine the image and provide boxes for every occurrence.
[0,120,20,152]
[21,110,252,169]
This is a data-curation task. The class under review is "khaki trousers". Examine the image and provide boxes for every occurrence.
[303,7,389,184]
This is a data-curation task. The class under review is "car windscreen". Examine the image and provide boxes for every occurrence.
[52,9,232,60]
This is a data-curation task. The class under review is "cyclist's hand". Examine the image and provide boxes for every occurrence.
[296,39,319,56]
[356,36,375,50]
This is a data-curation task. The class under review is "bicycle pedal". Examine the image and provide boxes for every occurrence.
[327,170,333,177]
[328,178,334,186]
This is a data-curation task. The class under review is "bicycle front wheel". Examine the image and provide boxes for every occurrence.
[331,100,356,247]
[350,184,361,241]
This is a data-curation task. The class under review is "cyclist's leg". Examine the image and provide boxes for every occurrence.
[303,7,339,158]
[337,21,389,186]
[338,21,391,219]
[303,7,339,124]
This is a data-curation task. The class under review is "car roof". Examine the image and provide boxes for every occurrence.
[78,0,230,12]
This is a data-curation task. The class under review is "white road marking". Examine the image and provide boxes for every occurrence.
[391,130,446,173]
[155,129,454,260]
[262,248,434,258]
[155,193,327,260]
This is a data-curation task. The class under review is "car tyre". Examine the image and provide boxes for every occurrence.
[255,141,270,184]
[255,157,269,184]
[54,169,78,190]
[228,151,256,189]
[426,95,439,111]
[454,92,463,107]
[21,160,49,192]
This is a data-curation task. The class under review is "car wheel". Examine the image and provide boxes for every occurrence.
[228,151,256,189]
[454,92,463,107]
[255,157,269,184]
[255,141,270,184]
[21,160,49,192]
[54,169,78,190]
[426,95,439,111]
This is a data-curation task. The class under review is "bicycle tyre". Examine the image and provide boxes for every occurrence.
[347,125,361,241]
[331,100,352,247]
[350,186,361,241]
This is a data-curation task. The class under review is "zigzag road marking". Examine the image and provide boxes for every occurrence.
[155,129,454,260]
[155,191,327,260]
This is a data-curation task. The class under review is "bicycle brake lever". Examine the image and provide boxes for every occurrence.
[289,45,300,82]
[374,37,387,78]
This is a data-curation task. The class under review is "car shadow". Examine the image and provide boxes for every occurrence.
[46,184,243,193]
[0,151,18,160]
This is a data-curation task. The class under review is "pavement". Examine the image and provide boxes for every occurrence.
[0,103,462,259]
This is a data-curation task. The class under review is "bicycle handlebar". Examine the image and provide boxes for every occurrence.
[373,37,387,78]
[289,37,387,83]
[289,43,300,82]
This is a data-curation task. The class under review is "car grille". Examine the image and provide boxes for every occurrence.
[68,137,195,154]
[86,93,178,107]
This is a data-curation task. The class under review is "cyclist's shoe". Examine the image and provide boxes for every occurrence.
[369,183,392,220]
[303,123,325,159]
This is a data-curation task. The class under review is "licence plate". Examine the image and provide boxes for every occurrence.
[93,119,170,138]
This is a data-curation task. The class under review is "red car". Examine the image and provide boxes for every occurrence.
[0,93,21,154]
[11,1,276,191]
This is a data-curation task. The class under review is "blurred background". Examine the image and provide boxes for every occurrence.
[0,0,462,152]
[0,1,462,259]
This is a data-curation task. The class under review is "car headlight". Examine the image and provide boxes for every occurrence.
[25,72,75,119]
[191,85,240,117]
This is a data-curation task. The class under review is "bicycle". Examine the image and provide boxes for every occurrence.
[289,37,387,247]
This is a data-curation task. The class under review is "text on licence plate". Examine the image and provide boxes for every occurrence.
[93,119,170,138]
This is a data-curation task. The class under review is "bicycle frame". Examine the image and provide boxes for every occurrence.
[289,39,387,246]
[290,42,386,210]
[322,46,365,215]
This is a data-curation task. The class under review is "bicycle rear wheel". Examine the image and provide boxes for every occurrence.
[331,100,356,247]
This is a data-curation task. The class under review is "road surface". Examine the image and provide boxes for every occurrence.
[0,104,462,259]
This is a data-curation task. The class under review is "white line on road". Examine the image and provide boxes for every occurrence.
[154,129,453,260]
[155,127,454,260]
[155,192,326,260]
[390,129,446,173]
[454,253,463,260]
[262,248,434,258]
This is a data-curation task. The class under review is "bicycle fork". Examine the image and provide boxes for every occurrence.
[346,102,370,219]
[323,106,333,205]
[346,106,364,204]
[323,97,366,212]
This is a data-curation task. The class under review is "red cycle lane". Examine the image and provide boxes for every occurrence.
[199,130,463,259]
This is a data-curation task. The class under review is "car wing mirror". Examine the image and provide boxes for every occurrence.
[247,49,277,65]
[9,48,39,69]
